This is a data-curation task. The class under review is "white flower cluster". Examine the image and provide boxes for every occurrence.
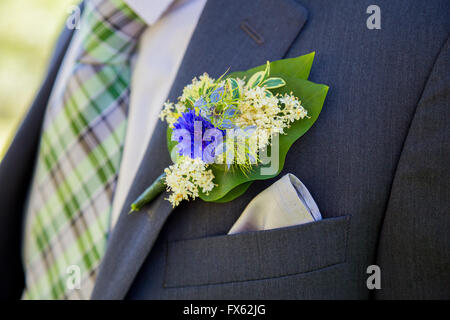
[279,93,308,122]
[164,157,215,207]
[235,86,308,149]
[180,73,217,104]
[160,101,186,128]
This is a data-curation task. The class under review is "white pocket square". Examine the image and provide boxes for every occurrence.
[228,174,322,235]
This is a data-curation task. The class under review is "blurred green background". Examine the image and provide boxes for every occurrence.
[0,0,78,161]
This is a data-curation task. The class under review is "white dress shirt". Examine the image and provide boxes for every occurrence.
[49,0,207,231]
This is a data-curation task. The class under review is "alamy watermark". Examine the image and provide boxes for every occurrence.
[66,5,81,30]
[366,5,381,30]
[66,264,81,290]
[366,265,381,290]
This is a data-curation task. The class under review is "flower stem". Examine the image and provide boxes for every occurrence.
[128,173,166,214]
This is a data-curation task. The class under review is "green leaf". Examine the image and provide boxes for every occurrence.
[264,90,273,98]
[247,71,265,88]
[226,78,240,99]
[231,51,316,81]
[262,61,270,80]
[261,77,286,89]
[213,181,253,203]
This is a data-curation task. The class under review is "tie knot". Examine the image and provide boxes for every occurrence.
[77,0,147,64]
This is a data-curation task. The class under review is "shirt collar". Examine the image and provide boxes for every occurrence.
[123,0,175,25]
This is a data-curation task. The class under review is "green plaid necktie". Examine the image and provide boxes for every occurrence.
[22,0,146,299]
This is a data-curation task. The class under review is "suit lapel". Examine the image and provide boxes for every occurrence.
[91,0,308,299]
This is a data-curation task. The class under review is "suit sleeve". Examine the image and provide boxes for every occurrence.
[375,36,450,299]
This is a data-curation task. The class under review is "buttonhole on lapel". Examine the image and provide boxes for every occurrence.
[240,20,264,46]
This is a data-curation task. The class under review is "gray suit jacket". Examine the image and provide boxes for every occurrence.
[0,0,448,299]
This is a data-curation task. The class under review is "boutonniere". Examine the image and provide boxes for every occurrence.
[129,52,328,212]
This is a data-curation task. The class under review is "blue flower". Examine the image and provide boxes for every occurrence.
[173,109,225,162]
[220,106,238,129]
[195,89,238,130]
[194,97,206,108]
[210,86,224,103]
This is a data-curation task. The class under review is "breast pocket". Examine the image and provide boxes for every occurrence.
[164,215,351,288]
